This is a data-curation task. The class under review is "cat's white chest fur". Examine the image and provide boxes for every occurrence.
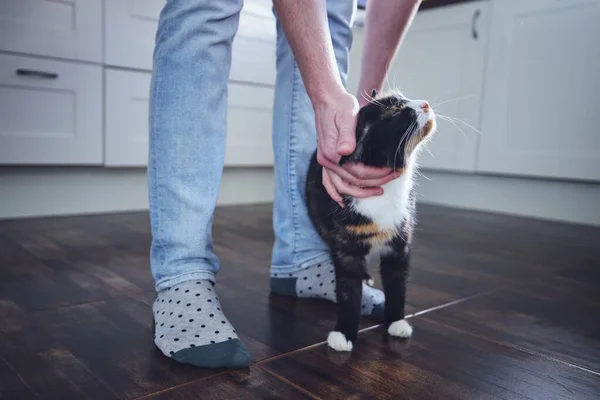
[350,166,414,231]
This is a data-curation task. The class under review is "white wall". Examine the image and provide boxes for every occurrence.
[0,167,274,219]
[415,171,600,227]
[3,166,599,228]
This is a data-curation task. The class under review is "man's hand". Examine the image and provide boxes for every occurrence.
[313,90,396,207]
[271,0,415,206]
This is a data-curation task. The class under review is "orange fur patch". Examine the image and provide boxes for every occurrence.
[422,120,435,136]
[347,224,395,246]
[347,223,379,235]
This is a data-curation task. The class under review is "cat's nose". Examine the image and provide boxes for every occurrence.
[422,101,430,112]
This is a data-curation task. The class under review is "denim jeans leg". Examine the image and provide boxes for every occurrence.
[270,0,357,275]
[148,0,243,291]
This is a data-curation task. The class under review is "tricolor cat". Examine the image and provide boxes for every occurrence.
[306,89,437,351]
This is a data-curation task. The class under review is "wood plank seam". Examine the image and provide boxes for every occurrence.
[254,289,500,366]
[420,315,600,377]
[257,365,323,400]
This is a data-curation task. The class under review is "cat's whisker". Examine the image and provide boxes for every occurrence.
[423,144,435,158]
[393,120,418,170]
[396,122,418,169]
[391,72,399,95]
[437,115,468,138]
[427,89,460,107]
[396,121,416,149]
[360,90,374,104]
[416,169,432,181]
[362,89,386,108]
[405,134,419,161]
[436,113,483,135]
[384,62,393,92]
[393,127,412,170]
[432,95,473,108]
[428,93,445,106]
[431,94,474,109]
[364,97,385,108]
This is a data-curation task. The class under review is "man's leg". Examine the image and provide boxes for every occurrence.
[148,0,250,368]
[269,0,385,319]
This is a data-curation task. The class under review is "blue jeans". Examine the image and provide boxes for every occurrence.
[148,0,357,291]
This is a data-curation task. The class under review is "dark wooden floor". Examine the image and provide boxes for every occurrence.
[1,204,599,399]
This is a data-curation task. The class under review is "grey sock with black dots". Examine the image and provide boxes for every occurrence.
[270,261,385,319]
[152,280,251,369]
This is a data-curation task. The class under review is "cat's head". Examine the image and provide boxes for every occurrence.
[340,89,436,171]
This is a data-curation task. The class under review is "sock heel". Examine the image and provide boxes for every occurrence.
[270,277,298,296]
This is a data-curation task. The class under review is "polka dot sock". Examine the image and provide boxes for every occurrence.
[152,280,251,369]
[270,261,385,319]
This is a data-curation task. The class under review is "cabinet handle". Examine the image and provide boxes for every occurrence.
[472,9,481,40]
[15,68,59,79]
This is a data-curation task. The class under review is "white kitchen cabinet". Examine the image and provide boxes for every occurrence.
[230,2,277,86]
[104,69,273,167]
[0,54,103,165]
[104,0,276,85]
[224,83,274,166]
[388,1,490,172]
[104,0,165,71]
[0,0,102,62]
[346,11,366,96]
[104,69,151,167]
[477,0,600,181]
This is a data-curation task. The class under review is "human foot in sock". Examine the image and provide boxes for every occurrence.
[152,280,251,368]
[270,261,385,319]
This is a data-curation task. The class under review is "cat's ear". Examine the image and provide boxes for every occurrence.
[370,88,378,98]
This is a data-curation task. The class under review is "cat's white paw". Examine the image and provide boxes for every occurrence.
[327,331,353,352]
[388,319,413,338]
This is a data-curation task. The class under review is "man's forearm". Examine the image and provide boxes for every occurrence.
[272,0,346,106]
[357,0,421,106]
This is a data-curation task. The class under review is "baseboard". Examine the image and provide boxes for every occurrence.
[2,167,598,227]
[0,167,274,219]
[415,170,600,227]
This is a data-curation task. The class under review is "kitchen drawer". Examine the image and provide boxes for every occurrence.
[0,54,102,165]
[104,69,273,167]
[104,0,276,85]
[0,0,102,62]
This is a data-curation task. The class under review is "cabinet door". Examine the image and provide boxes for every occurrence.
[104,0,276,86]
[230,1,277,86]
[224,83,274,166]
[105,69,151,167]
[0,54,102,165]
[104,0,165,70]
[0,0,101,62]
[388,2,490,172]
[105,70,273,167]
[477,0,600,181]
[347,11,366,96]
